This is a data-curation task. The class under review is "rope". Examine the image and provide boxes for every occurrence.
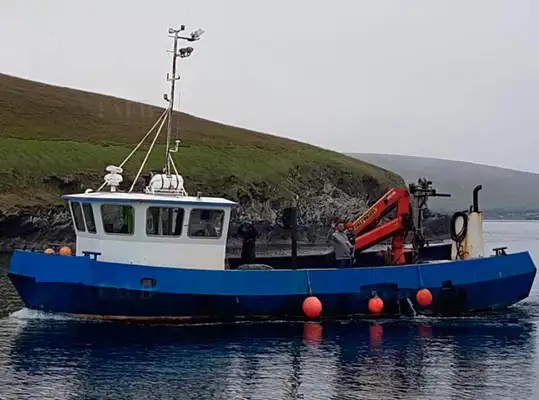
[305,270,312,296]
[416,265,424,287]
[97,109,168,192]
[168,153,188,196]
[168,153,180,177]
[128,113,168,193]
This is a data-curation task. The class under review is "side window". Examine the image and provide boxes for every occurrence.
[101,204,134,235]
[70,202,86,232]
[188,209,225,238]
[146,207,184,236]
[82,203,97,233]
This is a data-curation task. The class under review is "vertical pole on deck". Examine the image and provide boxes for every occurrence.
[291,196,298,269]
[165,30,179,175]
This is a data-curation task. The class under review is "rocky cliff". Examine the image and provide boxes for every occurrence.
[0,172,450,253]
[0,170,375,252]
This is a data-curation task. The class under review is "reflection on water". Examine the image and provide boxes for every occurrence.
[0,312,537,400]
[0,221,539,399]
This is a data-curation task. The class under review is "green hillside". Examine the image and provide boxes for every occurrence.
[0,74,402,212]
[351,153,539,214]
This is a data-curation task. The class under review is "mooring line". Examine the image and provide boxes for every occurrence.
[416,265,424,287]
[305,270,313,295]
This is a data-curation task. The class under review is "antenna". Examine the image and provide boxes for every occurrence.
[164,25,204,174]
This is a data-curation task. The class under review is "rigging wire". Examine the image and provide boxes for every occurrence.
[128,113,168,193]
[97,108,168,192]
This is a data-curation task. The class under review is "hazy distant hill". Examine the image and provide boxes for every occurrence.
[350,153,539,216]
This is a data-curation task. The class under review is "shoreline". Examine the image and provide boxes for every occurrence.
[0,204,453,253]
[6,204,534,255]
[1,237,452,258]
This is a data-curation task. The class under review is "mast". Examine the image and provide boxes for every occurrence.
[164,29,180,174]
[163,25,205,174]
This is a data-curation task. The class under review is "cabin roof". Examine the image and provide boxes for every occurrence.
[62,191,237,207]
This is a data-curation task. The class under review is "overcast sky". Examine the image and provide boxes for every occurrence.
[1,0,538,172]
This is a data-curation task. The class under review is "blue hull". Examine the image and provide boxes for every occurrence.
[7,250,537,322]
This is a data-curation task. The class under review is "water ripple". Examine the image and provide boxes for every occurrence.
[0,223,539,399]
[0,312,536,400]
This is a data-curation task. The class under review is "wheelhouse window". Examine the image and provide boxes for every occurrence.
[101,204,134,235]
[82,203,96,233]
[70,201,86,232]
[188,209,225,238]
[146,207,184,236]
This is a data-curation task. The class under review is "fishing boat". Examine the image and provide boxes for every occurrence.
[7,27,537,323]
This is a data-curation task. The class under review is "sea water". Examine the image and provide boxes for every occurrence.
[0,220,538,400]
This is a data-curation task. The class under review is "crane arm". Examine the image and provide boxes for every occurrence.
[344,179,450,265]
[354,217,405,252]
[351,187,411,265]
[352,187,410,236]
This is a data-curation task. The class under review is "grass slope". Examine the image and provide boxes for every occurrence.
[0,73,402,210]
[351,153,539,213]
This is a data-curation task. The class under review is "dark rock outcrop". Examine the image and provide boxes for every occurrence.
[0,203,452,254]
[0,171,451,253]
[0,205,74,252]
[0,180,369,252]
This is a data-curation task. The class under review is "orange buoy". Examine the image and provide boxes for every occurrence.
[59,246,72,256]
[368,296,384,314]
[416,288,433,307]
[302,296,322,319]
[44,248,55,255]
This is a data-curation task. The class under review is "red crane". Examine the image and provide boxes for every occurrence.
[351,187,412,265]
[349,178,450,265]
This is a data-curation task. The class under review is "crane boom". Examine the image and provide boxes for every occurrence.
[348,178,450,266]
[351,187,411,265]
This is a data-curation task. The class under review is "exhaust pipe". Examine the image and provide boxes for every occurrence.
[473,185,482,212]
